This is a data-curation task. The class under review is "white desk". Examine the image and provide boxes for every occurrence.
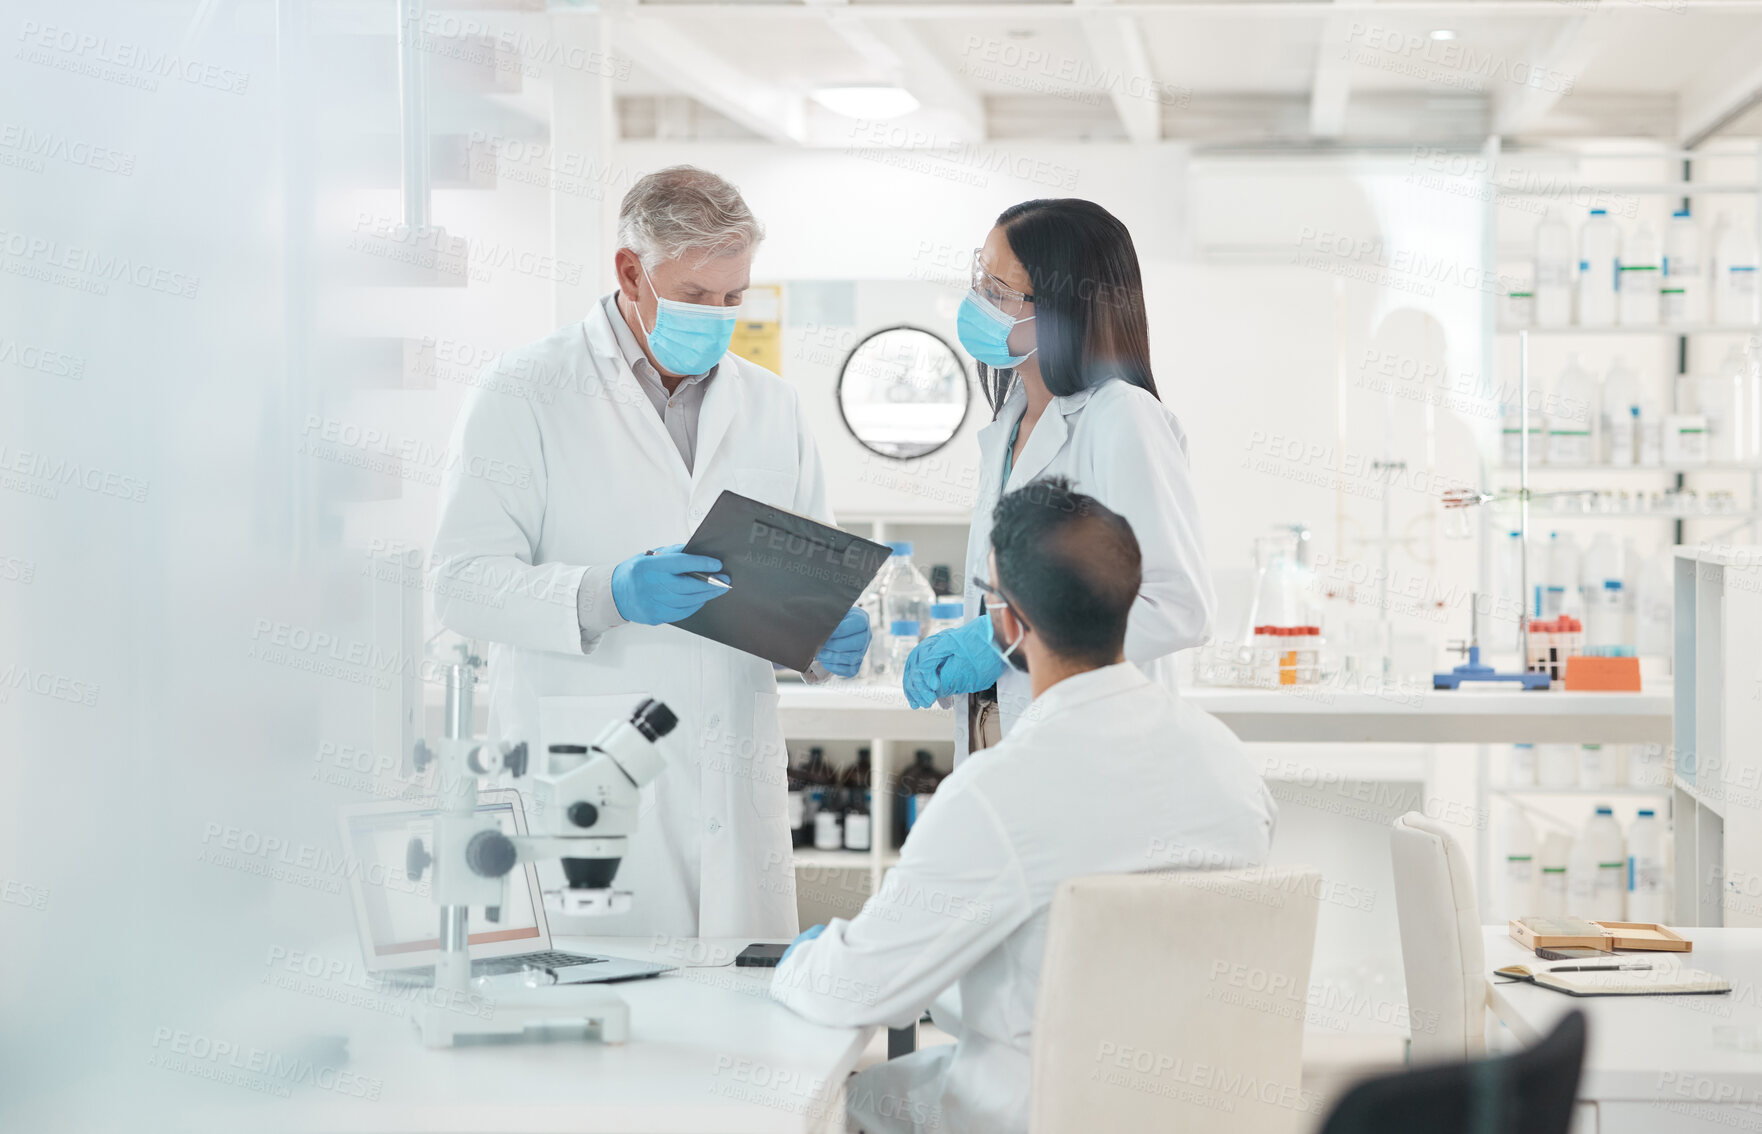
[19,937,872,1134]
[1484,926,1762,1134]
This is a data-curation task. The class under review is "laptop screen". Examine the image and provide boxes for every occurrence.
[340,794,544,963]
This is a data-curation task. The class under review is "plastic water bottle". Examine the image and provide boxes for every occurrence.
[1698,344,1748,463]
[1548,354,1596,465]
[1538,833,1571,917]
[1629,742,1670,788]
[927,601,964,638]
[1545,531,1581,619]
[1600,358,1639,465]
[1535,208,1575,327]
[1665,208,1702,324]
[1578,743,1617,789]
[1497,531,1526,636]
[1581,531,1623,607]
[1713,212,1761,327]
[1577,806,1627,920]
[1509,743,1537,788]
[887,619,921,677]
[877,541,935,652]
[1505,812,1538,921]
[1638,396,1664,466]
[852,574,884,682]
[1578,209,1620,326]
[1619,221,1662,326]
[1627,809,1669,923]
[1635,548,1673,657]
[1501,402,1546,466]
[1538,743,1579,789]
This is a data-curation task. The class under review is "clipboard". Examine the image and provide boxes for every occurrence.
[675,491,892,671]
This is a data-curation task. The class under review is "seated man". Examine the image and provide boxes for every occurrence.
[770,476,1278,1134]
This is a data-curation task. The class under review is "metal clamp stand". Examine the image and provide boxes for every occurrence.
[1438,330,1549,690]
[405,657,631,1048]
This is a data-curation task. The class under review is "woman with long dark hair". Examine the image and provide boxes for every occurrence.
[902,198,1216,761]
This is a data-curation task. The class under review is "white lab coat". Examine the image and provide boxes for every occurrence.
[430,303,829,939]
[771,663,1277,1134]
[954,377,1216,763]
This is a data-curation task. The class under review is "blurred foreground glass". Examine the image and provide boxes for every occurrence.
[837,327,970,459]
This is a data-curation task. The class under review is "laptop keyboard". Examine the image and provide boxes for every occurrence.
[475,951,606,975]
[381,951,606,987]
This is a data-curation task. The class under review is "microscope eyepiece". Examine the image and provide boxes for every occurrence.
[630,698,677,742]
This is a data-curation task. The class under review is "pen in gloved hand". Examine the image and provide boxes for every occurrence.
[646,547,732,589]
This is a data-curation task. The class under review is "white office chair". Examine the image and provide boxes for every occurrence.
[1389,811,1486,1063]
[1029,867,1322,1134]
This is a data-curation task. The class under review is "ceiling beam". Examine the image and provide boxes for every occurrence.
[1077,3,1162,144]
[1678,23,1762,148]
[572,1,1762,19]
[815,9,988,142]
[610,13,809,143]
[1492,15,1602,136]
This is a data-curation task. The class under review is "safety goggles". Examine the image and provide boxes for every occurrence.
[973,576,1014,613]
[970,252,1034,319]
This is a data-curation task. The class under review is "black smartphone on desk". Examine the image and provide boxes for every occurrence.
[736,943,789,968]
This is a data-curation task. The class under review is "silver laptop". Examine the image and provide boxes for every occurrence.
[338,789,672,986]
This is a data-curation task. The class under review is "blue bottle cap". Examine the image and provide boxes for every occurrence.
[1639,809,1655,817]
[1604,579,1623,590]
[891,620,920,636]
[886,541,914,557]
[1590,208,1607,216]
[1596,806,1614,815]
[1674,209,1691,218]
[930,602,963,619]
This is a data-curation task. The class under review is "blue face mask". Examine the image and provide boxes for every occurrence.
[636,263,740,376]
[957,289,1036,370]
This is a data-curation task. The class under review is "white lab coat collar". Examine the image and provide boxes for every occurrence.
[581,301,743,488]
[1012,661,1149,737]
[979,380,1106,494]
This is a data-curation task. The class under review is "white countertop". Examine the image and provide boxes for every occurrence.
[27,936,870,1134]
[1484,925,1762,1102]
[776,681,1673,744]
[1185,685,1673,743]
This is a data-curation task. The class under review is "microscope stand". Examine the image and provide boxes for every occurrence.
[414,984,631,1048]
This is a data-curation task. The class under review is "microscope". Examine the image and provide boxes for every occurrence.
[402,650,675,1047]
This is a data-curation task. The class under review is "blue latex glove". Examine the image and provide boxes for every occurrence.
[815,609,871,677]
[901,613,1009,709]
[780,923,825,964]
[610,543,730,625]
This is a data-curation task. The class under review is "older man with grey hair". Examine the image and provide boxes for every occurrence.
[431,166,869,940]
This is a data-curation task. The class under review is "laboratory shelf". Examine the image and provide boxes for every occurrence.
[1497,183,1761,198]
[1178,686,1671,745]
[1494,785,1671,797]
[1674,773,1727,819]
[1498,323,1762,335]
[1492,463,1762,474]
[1484,507,1762,520]
[777,683,953,741]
